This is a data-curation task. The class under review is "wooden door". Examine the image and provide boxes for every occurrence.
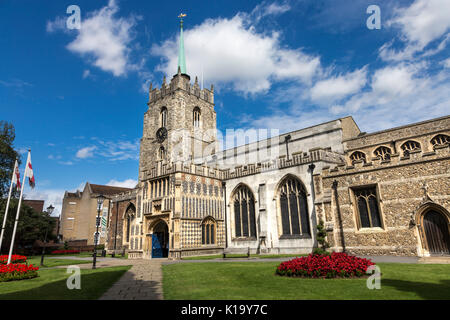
[423,210,450,255]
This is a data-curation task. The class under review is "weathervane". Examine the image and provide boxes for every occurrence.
[178,13,187,28]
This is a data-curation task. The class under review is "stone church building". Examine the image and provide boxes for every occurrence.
[105,21,450,259]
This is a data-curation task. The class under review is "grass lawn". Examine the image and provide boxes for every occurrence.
[162,261,450,300]
[181,254,307,260]
[0,265,131,300]
[26,256,92,268]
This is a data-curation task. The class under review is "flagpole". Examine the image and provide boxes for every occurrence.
[0,160,18,253]
[7,152,29,264]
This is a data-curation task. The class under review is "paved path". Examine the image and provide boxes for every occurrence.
[99,259,166,300]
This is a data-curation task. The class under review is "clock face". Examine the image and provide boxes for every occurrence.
[156,127,168,143]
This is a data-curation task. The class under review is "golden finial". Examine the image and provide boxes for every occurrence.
[178,13,187,28]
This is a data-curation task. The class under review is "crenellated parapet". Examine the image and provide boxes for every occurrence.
[322,143,450,177]
[141,148,346,182]
[148,68,214,105]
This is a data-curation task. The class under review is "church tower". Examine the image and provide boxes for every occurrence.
[139,16,217,182]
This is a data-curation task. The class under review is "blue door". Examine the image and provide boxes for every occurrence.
[152,234,163,258]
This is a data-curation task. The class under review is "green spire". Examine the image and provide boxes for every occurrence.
[178,13,187,74]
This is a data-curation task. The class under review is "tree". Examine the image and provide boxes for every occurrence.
[0,199,56,254]
[0,121,20,199]
[313,219,330,255]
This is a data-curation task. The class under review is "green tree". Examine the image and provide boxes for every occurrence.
[313,219,330,255]
[0,199,56,254]
[0,121,21,199]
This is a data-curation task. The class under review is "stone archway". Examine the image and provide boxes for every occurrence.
[416,203,450,256]
[147,219,169,258]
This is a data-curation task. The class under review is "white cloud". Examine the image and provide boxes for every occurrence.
[251,1,291,22]
[310,67,367,104]
[370,64,418,97]
[106,179,137,189]
[442,58,450,68]
[76,146,96,159]
[152,14,320,94]
[381,0,450,61]
[47,0,138,77]
[82,70,91,79]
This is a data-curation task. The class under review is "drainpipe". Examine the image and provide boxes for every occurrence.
[332,180,346,253]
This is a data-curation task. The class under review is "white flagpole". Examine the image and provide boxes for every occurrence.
[0,160,18,253]
[7,152,29,264]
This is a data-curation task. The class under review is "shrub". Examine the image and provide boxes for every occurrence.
[312,248,330,256]
[276,252,374,278]
[0,255,27,265]
[51,249,80,255]
[0,263,39,282]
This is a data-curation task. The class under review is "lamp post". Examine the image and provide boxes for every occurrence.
[40,204,55,267]
[93,194,105,269]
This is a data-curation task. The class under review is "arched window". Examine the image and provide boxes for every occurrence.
[201,217,216,245]
[158,146,166,160]
[232,185,257,238]
[193,107,201,128]
[125,204,135,243]
[353,187,382,229]
[160,107,167,127]
[401,140,421,156]
[431,134,449,148]
[350,151,366,164]
[278,176,310,237]
[374,146,392,161]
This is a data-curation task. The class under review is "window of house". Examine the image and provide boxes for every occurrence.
[201,217,216,245]
[278,176,310,237]
[374,146,392,160]
[431,134,449,149]
[193,107,201,128]
[160,107,167,127]
[158,146,166,160]
[353,186,383,229]
[349,151,366,164]
[232,185,257,238]
[401,140,421,156]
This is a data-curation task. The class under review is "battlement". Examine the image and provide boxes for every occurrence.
[322,143,450,177]
[148,69,214,105]
[141,148,346,181]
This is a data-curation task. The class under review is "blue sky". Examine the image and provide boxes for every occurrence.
[1,0,449,215]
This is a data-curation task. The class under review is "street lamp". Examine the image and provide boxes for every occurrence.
[92,194,105,269]
[40,204,55,267]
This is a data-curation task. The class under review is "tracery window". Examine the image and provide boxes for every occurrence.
[401,140,421,156]
[278,176,310,237]
[201,217,216,245]
[349,151,366,164]
[353,187,382,229]
[143,182,148,199]
[374,146,392,161]
[193,107,201,128]
[158,146,166,160]
[232,185,257,238]
[431,134,449,148]
[160,107,167,127]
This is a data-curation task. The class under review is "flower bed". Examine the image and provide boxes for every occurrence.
[51,249,80,255]
[276,252,375,278]
[0,263,39,282]
[0,255,27,265]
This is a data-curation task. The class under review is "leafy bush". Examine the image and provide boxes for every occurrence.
[276,252,374,278]
[0,263,39,282]
[0,255,27,265]
[51,249,80,255]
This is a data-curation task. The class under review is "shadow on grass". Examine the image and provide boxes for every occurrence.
[383,279,450,300]
[0,268,129,300]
